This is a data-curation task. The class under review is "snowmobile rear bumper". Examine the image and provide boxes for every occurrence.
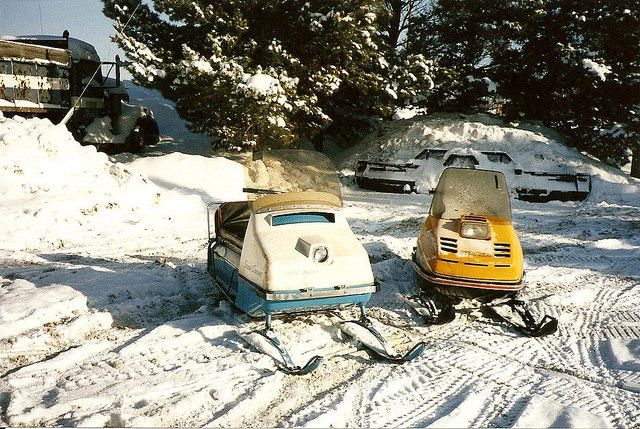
[515,171,591,202]
[210,252,379,318]
[355,175,417,194]
[412,257,523,301]
[235,273,379,317]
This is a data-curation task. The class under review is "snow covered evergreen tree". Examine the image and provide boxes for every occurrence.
[377,1,437,114]
[409,0,639,171]
[494,1,640,169]
[406,0,521,112]
[102,0,392,151]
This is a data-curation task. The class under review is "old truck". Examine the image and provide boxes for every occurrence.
[0,31,158,153]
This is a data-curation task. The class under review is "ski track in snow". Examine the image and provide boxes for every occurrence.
[2,126,640,425]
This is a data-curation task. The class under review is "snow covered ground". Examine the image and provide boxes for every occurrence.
[1,90,640,427]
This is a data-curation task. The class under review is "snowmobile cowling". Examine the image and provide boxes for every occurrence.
[207,150,377,319]
[413,168,524,300]
[241,194,374,295]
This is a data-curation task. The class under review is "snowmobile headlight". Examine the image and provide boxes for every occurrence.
[460,221,491,240]
[296,236,331,263]
[312,245,329,263]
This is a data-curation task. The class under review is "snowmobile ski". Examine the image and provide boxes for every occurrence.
[405,293,557,337]
[404,294,456,325]
[339,319,426,362]
[255,328,323,375]
[480,299,558,337]
[336,305,426,362]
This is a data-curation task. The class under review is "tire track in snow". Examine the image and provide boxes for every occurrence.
[363,252,632,424]
[600,284,640,340]
[422,334,638,427]
[460,276,640,427]
[372,365,475,427]
[319,225,640,427]
[526,251,640,279]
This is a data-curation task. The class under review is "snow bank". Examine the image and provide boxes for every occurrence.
[128,152,245,203]
[0,113,244,253]
[0,279,87,338]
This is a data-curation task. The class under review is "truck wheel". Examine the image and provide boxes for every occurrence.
[126,127,145,154]
[142,118,160,146]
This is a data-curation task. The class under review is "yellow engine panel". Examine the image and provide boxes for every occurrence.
[416,214,523,285]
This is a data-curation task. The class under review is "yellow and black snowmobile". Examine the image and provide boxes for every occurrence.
[412,167,557,336]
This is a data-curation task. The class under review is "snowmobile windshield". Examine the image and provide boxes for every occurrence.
[429,168,512,220]
[244,149,342,205]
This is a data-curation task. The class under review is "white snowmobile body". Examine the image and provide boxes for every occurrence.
[208,150,377,319]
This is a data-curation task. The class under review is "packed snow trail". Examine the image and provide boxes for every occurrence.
[3,192,639,427]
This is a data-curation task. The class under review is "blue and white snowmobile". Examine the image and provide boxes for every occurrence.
[207,150,425,374]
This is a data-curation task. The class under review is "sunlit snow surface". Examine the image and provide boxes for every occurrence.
[1,97,639,427]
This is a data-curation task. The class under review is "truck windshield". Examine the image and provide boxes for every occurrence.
[429,168,512,220]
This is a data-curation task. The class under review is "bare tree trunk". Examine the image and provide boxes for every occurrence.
[386,0,404,50]
[631,149,640,179]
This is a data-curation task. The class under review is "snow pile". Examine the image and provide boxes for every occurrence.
[128,152,245,204]
[243,150,341,198]
[0,279,89,339]
[0,113,243,253]
[343,113,585,172]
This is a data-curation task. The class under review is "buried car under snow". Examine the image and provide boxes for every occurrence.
[355,147,591,202]
[206,150,425,374]
[410,167,558,337]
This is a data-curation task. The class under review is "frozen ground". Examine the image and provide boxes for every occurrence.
[1,91,639,427]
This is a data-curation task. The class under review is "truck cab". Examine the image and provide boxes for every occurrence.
[0,31,158,153]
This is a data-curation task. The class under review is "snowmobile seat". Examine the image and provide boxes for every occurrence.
[215,201,251,252]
